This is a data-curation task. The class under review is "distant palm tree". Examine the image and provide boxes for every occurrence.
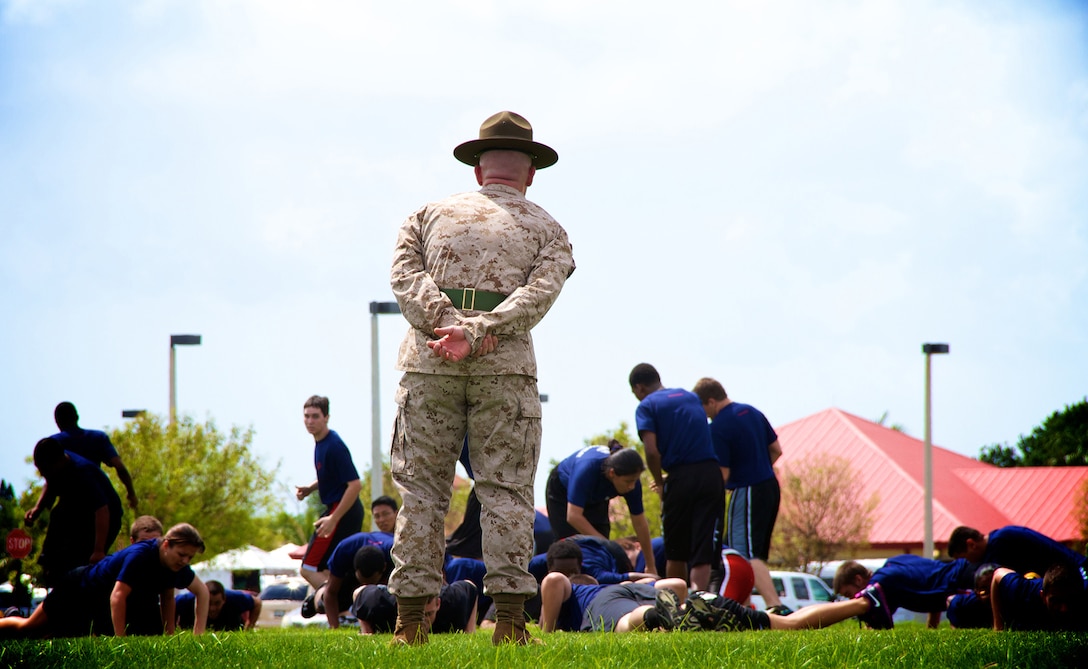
[875,411,907,434]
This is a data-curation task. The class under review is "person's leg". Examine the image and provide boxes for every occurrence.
[467,374,541,645]
[661,474,692,584]
[653,578,689,604]
[544,468,576,540]
[727,486,783,608]
[687,464,724,592]
[614,604,654,632]
[768,597,869,630]
[389,373,465,645]
[747,478,785,611]
[538,572,573,632]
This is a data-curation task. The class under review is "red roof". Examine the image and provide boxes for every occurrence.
[774,408,1088,550]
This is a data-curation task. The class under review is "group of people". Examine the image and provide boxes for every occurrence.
[9,111,1087,647]
[1,402,273,637]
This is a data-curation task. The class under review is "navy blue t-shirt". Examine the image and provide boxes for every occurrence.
[79,539,196,593]
[52,429,120,467]
[327,531,394,580]
[176,588,254,631]
[634,388,715,471]
[557,583,605,631]
[314,430,360,506]
[984,525,1088,573]
[710,402,778,489]
[556,446,644,515]
[996,572,1050,631]
[52,451,121,518]
[870,555,971,615]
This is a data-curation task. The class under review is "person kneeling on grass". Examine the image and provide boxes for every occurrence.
[0,522,209,638]
[349,581,478,636]
[539,571,691,633]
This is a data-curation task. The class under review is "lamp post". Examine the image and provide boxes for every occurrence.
[370,301,401,507]
[922,342,949,559]
[169,334,202,425]
[121,410,146,419]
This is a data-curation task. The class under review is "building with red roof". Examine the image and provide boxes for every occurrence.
[774,408,1088,558]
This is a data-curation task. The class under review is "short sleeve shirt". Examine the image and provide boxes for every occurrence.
[556,446,644,515]
[52,429,120,467]
[314,430,360,506]
[328,531,395,580]
[634,388,716,471]
[710,402,778,489]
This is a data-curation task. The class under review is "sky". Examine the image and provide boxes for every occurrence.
[2,0,1086,515]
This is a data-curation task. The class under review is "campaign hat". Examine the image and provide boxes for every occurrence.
[453,111,558,169]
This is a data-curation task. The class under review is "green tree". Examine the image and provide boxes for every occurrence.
[772,454,879,573]
[579,422,662,540]
[108,413,281,560]
[1,480,47,598]
[979,398,1088,467]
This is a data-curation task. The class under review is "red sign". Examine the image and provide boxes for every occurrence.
[6,528,32,559]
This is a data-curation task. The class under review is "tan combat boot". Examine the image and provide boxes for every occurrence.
[491,593,540,645]
[390,595,430,646]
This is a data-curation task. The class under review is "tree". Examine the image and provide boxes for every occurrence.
[0,480,47,600]
[108,413,282,560]
[979,398,1088,467]
[773,454,879,573]
[578,422,662,540]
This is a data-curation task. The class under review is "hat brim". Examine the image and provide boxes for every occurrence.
[453,138,558,169]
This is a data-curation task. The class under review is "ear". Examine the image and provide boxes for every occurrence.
[475,164,484,186]
[525,165,536,188]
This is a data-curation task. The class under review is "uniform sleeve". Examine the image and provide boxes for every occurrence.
[581,545,625,585]
[390,207,463,337]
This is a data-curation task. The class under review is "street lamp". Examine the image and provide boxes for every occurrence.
[922,342,949,559]
[121,410,146,419]
[170,334,202,425]
[370,302,401,509]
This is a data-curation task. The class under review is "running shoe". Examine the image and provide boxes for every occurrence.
[858,583,894,630]
[654,588,683,630]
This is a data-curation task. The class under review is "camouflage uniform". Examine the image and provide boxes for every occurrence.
[389,183,574,599]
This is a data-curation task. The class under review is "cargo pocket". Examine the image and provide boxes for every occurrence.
[390,384,414,477]
[496,383,543,484]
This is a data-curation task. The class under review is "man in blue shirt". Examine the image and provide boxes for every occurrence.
[26,437,123,586]
[629,363,721,590]
[51,401,139,510]
[177,579,262,631]
[295,395,364,590]
[693,377,787,613]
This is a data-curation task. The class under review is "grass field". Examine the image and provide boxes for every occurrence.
[3,625,1087,669]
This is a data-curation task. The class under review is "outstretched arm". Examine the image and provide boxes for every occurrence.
[107,456,139,510]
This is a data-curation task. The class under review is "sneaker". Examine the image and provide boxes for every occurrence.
[301,591,318,619]
[766,604,794,616]
[653,588,683,630]
[686,591,770,631]
[857,583,893,630]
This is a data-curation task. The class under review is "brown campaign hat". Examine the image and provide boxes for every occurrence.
[453,111,558,169]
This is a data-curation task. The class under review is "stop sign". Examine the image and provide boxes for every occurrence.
[6,528,32,559]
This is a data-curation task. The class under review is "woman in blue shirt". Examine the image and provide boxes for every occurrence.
[545,443,657,576]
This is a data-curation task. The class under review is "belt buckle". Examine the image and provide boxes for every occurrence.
[461,288,476,310]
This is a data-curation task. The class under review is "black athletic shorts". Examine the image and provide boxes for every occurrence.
[725,476,781,561]
[662,461,724,565]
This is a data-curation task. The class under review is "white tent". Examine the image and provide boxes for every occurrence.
[193,544,302,591]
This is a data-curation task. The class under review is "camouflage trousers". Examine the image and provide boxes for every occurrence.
[388,372,542,599]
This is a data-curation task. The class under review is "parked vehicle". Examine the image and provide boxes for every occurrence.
[256,576,311,628]
[749,570,836,612]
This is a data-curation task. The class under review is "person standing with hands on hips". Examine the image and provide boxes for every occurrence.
[296,395,364,591]
[388,111,575,646]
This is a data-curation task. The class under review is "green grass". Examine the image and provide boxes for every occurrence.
[2,625,1086,669]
